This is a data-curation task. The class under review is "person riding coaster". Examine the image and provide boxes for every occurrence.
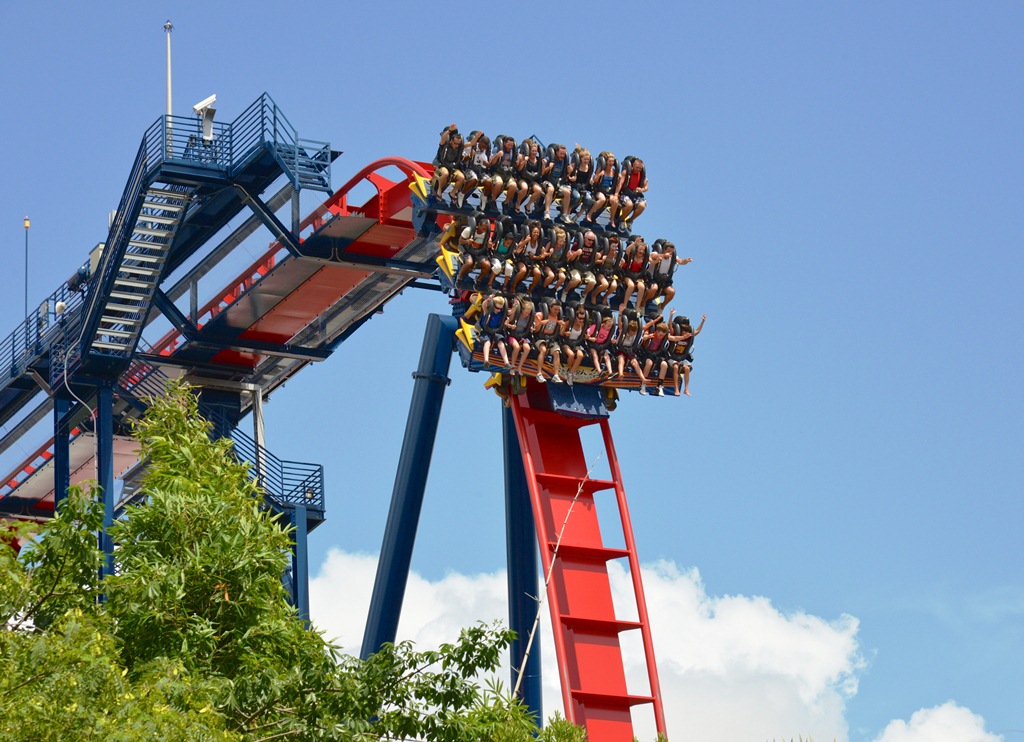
[456,213,492,287]
[433,124,466,206]
[487,135,520,216]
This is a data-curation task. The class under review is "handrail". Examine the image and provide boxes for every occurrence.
[203,406,324,513]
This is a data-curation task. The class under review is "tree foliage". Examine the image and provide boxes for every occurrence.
[0,381,592,740]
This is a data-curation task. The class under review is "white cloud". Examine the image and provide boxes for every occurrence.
[871,702,1003,742]
[310,552,1002,742]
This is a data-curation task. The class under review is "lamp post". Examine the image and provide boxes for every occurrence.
[164,20,173,156]
[23,216,29,320]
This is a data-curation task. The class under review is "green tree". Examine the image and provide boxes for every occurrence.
[0,381,589,740]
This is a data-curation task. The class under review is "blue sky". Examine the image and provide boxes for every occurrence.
[1,2,1021,740]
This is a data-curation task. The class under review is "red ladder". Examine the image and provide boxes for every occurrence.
[509,392,666,742]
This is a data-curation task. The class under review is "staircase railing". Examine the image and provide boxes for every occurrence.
[203,407,324,515]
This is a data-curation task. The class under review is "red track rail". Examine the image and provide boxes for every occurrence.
[510,391,666,741]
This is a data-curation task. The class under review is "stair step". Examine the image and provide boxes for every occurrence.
[145,188,192,202]
[136,213,179,226]
[92,340,131,351]
[534,472,616,495]
[110,290,144,300]
[132,226,173,239]
[142,200,185,213]
[549,542,630,563]
[114,277,155,289]
[126,242,169,255]
[103,302,146,314]
[118,265,159,276]
[96,328,133,338]
[559,613,642,634]
[569,690,655,710]
[100,316,141,327]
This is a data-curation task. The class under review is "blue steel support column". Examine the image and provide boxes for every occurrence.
[290,504,310,623]
[96,384,115,579]
[52,397,71,511]
[502,404,543,722]
[360,314,457,660]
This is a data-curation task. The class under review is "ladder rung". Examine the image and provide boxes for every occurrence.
[132,226,172,238]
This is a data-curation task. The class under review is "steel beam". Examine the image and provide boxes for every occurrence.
[53,397,72,510]
[360,314,457,659]
[291,504,310,623]
[503,404,543,722]
[96,384,115,579]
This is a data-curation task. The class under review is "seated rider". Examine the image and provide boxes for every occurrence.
[488,135,520,216]
[667,314,706,396]
[433,124,466,205]
[516,141,546,216]
[542,144,572,223]
[477,293,510,367]
[565,230,596,304]
[513,221,546,294]
[487,222,517,293]
[559,303,589,385]
[531,301,564,384]
[617,156,648,228]
[618,235,649,312]
[541,227,571,295]
[594,234,621,307]
[456,215,492,287]
[639,313,673,396]
[612,313,648,392]
[566,146,594,222]
[505,297,535,376]
[585,152,621,230]
[466,133,492,211]
[645,239,692,307]
[586,312,617,378]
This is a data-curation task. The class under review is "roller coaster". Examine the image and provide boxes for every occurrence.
[0,94,685,741]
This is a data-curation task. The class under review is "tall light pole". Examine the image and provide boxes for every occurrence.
[23,216,30,320]
[164,20,173,156]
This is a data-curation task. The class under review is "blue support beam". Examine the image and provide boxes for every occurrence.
[52,397,71,511]
[361,314,457,660]
[290,504,310,623]
[503,404,543,723]
[96,384,115,579]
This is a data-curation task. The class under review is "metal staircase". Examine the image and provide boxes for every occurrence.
[89,187,193,355]
[274,141,333,193]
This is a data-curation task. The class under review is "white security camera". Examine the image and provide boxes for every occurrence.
[193,94,217,114]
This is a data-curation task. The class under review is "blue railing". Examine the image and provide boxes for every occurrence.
[141,92,331,188]
[204,407,324,515]
[0,261,90,389]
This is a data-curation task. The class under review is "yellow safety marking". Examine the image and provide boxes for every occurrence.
[435,241,460,279]
[409,174,431,201]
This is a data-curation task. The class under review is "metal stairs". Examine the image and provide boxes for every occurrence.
[273,141,332,193]
[89,187,192,355]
